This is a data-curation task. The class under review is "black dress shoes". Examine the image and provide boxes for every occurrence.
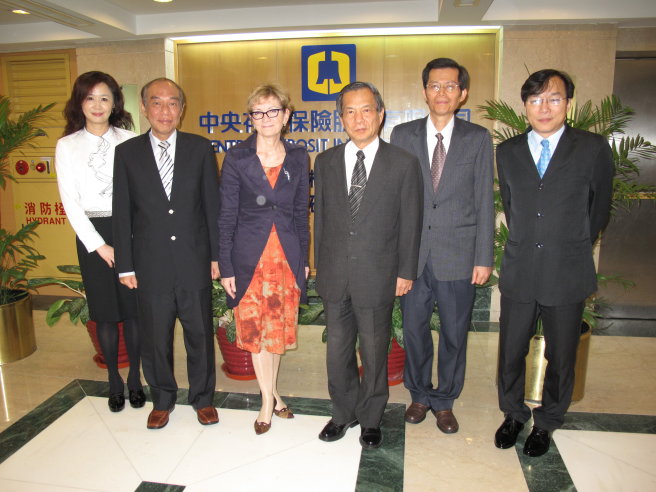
[523,426,551,457]
[129,389,146,409]
[108,393,125,412]
[494,417,524,449]
[318,419,358,442]
[359,427,383,449]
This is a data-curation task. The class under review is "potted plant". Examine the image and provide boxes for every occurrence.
[211,280,256,380]
[28,265,131,368]
[302,277,416,386]
[479,95,655,402]
[0,96,54,363]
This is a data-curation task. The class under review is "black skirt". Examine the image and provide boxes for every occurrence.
[76,216,138,322]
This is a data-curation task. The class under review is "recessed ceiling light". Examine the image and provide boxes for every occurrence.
[12,9,31,15]
[153,0,173,3]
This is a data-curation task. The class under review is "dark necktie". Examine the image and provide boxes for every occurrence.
[158,140,174,199]
[349,150,367,221]
[431,133,446,193]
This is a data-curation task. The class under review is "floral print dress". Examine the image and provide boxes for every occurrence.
[233,164,300,354]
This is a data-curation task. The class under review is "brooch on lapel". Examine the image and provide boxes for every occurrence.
[283,167,291,182]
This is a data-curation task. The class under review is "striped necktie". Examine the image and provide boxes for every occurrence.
[431,133,446,192]
[537,139,550,178]
[349,150,367,221]
[158,140,174,199]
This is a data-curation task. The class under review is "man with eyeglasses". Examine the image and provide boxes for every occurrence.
[390,58,494,434]
[494,69,613,457]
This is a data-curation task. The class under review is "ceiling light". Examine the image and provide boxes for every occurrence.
[153,0,173,3]
[12,9,30,14]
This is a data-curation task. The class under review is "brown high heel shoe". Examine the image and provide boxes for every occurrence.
[254,419,271,435]
[273,397,294,419]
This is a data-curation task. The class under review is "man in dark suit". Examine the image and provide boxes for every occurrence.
[494,69,613,457]
[314,81,423,449]
[113,78,220,429]
[390,58,494,433]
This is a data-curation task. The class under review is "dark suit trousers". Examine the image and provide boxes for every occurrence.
[400,259,475,411]
[324,294,393,428]
[498,295,584,431]
[138,285,216,411]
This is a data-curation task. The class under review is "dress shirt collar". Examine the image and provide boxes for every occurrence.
[148,129,177,160]
[344,137,379,190]
[426,114,456,155]
[528,124,565,164]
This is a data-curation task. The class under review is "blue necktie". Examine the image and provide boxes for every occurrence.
[537,139,550,178]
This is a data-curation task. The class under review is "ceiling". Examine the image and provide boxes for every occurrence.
[0,0,655,52]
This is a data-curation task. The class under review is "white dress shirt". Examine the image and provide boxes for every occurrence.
[344,138,380,192]
[528,124,566,165]
[147,129,177,167]
[55,126,136,252]
[426,114,456,158]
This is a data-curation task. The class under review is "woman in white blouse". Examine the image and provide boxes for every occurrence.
[56,71,144,412]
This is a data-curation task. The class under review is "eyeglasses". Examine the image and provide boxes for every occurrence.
[426,82,460,94]
[249,108,282,119]
[527,97,568,106]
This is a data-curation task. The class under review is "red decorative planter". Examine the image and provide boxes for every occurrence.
[216,324,256,380]
[358,339,406,386]
[86,321,130,369]
[387,339,406,386]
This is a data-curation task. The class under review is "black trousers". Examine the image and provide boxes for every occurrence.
[324,293,393,428]
[137,285,216,411]
[400,260,475,411]
[497,295,584,431]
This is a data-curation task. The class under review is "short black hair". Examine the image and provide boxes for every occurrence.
[335,81,385,115]
[421,58,470,91]
[521,69,575,103]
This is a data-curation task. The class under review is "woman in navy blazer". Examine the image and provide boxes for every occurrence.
[219,84,309,434]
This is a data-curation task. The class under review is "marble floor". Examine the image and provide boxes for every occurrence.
[0,309,655,491]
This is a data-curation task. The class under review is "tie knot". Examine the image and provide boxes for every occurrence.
[541,139,549,150]
[356,150,365,161]
[159,141,170,151]
[436,133,444,143]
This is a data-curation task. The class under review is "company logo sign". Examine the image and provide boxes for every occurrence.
[301,44,356,101]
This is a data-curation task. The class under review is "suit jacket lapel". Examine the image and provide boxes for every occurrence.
[355,141,389,223]
[543,125,576,179]
[412,117,432,195]
[512,132,536,177]
[329,145,351,224]
[141,131,170,201]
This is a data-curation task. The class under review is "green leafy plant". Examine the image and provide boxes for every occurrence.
[0,221,45,304]
[211,280,236,342]
[28,265,90,325]
[0,95,54,190]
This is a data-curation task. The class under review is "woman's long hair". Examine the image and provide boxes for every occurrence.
[63,71,134,136]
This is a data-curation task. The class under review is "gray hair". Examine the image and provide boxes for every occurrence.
[335,81,385,115]
[141,77,186,107]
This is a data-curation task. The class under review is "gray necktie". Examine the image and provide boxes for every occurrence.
[431,133,446,193]
[349,150,367,221]
[158,140,174,199]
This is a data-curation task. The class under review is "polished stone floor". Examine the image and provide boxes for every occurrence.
[0,310,655,491]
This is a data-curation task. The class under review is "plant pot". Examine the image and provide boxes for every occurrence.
[387,339,406,386]
[0,290,36,364]
[86,321,130,369]
[358,339,406,386]
[524,323,591,404]
[215,324,256,380]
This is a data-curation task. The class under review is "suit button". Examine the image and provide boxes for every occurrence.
[537,212,544,218]
[538,183,544,190]
[349,231,356,236]
[433,204,437,209]
[171,236,176,241]
[428,226,431,230]
[535,242,543,248]
[272,205,277,210]
[169,209,174,214]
